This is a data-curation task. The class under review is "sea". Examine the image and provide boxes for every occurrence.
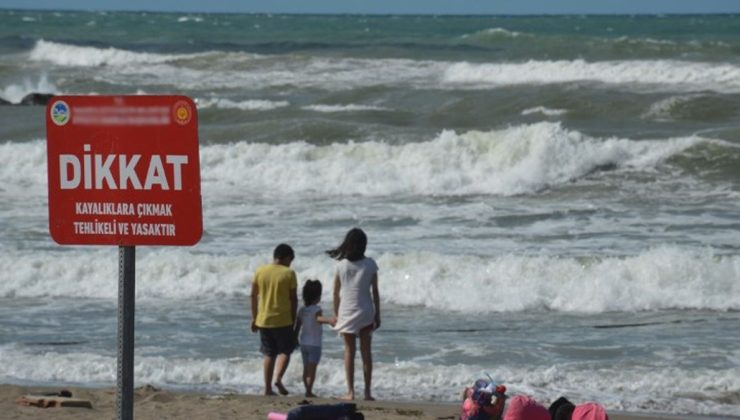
[0,10,739,417]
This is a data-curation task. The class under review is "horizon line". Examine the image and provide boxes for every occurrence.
[2,7,740,17]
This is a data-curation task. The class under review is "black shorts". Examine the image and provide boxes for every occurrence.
[259,326,296,357]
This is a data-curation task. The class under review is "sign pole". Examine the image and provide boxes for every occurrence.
[117,245,135,420]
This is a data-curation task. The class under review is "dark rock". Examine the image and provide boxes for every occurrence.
[0,97,10,105]
[19,92,55,106]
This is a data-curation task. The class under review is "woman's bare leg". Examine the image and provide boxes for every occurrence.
[341,333,356,400]
[359,327,374,400]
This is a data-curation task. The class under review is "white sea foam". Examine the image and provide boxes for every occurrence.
[196,97,289,111]
[28,40,218,67]
[0,74,58,104]
[302,104,390,113]
[642,94,703,120]
[462,27,528,39]
[1,345,737,415]
[198,122,706,196]
[1,246,738,313]
[177,16,204,23]
[378,246,740,313]
[443,59,740,92]
[0,123,715,197]
[521,106,568,116]
[34,40,740,92]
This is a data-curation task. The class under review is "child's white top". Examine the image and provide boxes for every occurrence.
[297,304,323,347]
[333,257,378,335]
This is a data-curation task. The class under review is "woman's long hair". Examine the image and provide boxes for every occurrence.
[326,228,367,262]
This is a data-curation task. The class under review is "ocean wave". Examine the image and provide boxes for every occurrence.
[443,59,740,92]
[302,104,391,113]
[31,39,740,92]
[197,122,707,196]
[29,39,187,66]
[0,74,57,104]
[0,123,721,197]
[176,16,204,23]
[26,39,252,67]
[605,35,732,52]
[521,106,568,117]
[461,27,529,40]
[1,246,738,313]
[1,345,738,415]
[642,94,705,121]
[196,97,289,111]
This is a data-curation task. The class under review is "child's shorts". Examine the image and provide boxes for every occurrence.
[300,344,322,364]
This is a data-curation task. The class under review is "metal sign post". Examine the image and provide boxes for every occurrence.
[117,246,136,420]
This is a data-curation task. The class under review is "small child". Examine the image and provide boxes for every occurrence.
[294,279,335,397]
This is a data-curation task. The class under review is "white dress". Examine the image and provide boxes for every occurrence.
[333,257,378,335]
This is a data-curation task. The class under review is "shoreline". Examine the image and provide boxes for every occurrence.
[2,384,735,420]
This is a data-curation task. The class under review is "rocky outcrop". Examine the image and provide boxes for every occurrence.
[20,93,55,106]
[0,92,56,106]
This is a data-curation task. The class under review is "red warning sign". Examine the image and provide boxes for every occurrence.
[46,95,202,246]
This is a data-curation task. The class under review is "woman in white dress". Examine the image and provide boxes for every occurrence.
[328,228,380,401]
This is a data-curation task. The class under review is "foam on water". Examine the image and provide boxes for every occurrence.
[1,344,738,415]
[521,106,568,116]
[461,27,529,40]
[642,94,704,121]
[0,123,719,197]
[443,59,740,92]
[26,41,740,92]
[302,104,391,113]
[28,40,235,67]
[196,97,289,111]
[0,74,57,104]
[1,246,738,313]
[198,123,709,197]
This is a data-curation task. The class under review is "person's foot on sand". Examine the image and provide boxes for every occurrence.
[305,392,317,398]
[337,392,354,401]
[264,389,277,396]
[364,394,375,401]
[274,382,289,396]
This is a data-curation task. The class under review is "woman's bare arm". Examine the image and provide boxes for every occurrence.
[371,272,380,330]
[333,272,341,318]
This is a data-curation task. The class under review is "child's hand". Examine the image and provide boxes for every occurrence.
[329,316,337,327]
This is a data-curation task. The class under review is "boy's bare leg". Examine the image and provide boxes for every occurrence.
[263,355,277,396]
[359,327,374,401]
[341,333,356,400]
[274,353,291,395]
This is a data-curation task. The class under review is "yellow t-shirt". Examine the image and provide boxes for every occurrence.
[253,263,297,328]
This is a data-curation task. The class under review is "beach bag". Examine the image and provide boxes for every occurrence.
[459,378,507,420]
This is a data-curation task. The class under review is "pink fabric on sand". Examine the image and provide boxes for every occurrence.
[503,395,549,420]
[572,402,609,420]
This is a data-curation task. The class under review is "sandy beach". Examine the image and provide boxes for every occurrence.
[2,384,723,420]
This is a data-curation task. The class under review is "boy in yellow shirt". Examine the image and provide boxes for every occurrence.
[250,243,298,395]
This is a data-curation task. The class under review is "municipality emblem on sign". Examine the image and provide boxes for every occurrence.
[50,100,70,126]
[172,100,192,126]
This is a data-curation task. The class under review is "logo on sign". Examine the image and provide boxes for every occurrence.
[172,100,192,126]
[50,100,70,126]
